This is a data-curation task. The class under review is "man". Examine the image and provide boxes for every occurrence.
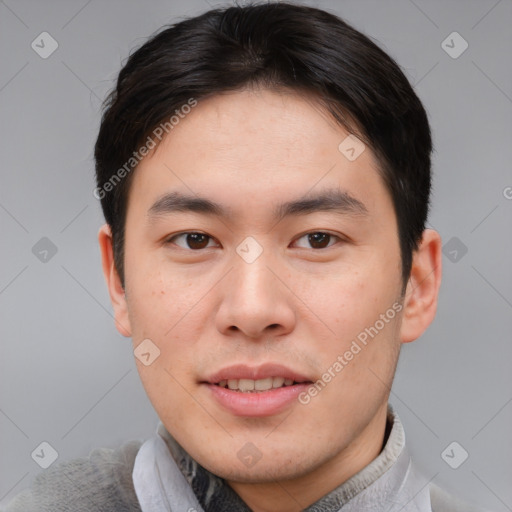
[3,2,491,511]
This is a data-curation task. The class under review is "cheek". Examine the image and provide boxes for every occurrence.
[125,270,216,388]
[305,269,394,329]
[311,314,401,414]
[125,261,193,333]
[299,264,402,375]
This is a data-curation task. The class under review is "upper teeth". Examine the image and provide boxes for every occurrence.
[217,377,294,392]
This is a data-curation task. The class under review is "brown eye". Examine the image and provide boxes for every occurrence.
[168,232,216,250]
[186,233,210,249]
[294,231,340,249]
[308,232,331,249]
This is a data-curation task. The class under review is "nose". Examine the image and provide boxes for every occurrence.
[215,247,296,340]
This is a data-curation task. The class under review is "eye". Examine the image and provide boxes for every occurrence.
[166,232,218,250]
[293,231,341,249]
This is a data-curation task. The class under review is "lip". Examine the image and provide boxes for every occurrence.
[204,382,312,417]
[204,363,312,384]
[201,363,313,417]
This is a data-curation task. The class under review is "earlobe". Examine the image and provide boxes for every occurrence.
[98,224,132,337]
[400,229,442,344]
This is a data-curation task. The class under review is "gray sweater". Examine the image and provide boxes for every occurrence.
[2,407,490,512]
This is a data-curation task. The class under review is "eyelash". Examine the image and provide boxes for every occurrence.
[165,231,343,251]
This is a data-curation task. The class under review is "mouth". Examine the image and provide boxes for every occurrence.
[202,363,314,417]
[215,377,305,392]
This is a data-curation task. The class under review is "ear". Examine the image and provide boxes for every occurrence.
[400,229,442,344]
[98,224,132,337]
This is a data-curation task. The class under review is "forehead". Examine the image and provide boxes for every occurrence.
[128,88,391,219]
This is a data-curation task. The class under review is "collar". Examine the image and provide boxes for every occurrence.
[133,404,432,511]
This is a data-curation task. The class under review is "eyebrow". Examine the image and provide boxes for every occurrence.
[147,188,368,222]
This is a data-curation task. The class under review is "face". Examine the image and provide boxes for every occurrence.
[109,88,409,483]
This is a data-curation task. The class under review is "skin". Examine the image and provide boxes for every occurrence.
[99,88,442,512]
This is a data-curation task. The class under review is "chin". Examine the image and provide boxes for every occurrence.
[207,460,309,484]
[192,442,328,484]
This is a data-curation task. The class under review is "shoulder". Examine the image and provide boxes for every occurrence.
[430,482,494,512]
[2,439,143,512]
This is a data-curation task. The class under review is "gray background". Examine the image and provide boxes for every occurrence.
[1,0,511,509]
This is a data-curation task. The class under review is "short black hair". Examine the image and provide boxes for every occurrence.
[94,1,432,289]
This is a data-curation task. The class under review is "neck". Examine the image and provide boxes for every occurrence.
[227,402,389,512]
